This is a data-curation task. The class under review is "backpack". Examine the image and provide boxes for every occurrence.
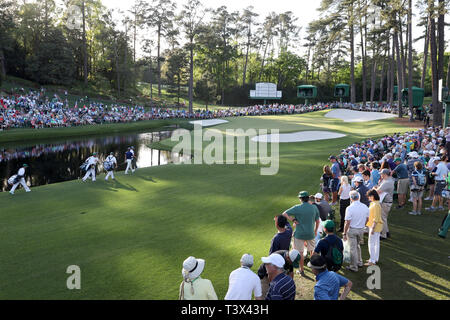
[324,237,343,272]
[414,170,426,187]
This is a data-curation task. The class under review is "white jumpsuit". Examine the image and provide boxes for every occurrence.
[105,155,117,180]
[82,156,99,182]
[10,167,31,194]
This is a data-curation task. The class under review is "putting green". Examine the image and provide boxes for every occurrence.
[0,111,449,300]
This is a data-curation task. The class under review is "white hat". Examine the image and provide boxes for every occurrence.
[433,157,441,162]
[261,253,285,268]
[430,151,436,155]
[409,152,419,158]
[240,254,254,267]
[354,176,364,183]
[289,249,300,263]
[314,193,323,199]
[182,256,205,280]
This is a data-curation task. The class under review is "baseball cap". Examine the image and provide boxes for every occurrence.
[307,255,327,270]
[354,176,364,183]
[23,164,28,167]
[323,220,335,232]
[261,253,285,268]
[240,254,254,267]
[314,193,323,199]
[298,191,309,198]
[329,155,336,160]
[394,157,402,162]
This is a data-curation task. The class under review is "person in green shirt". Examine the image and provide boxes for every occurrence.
[283,191,320,277]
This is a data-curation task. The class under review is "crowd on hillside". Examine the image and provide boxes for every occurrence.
[0,87,432,130]
[180,126,450,301]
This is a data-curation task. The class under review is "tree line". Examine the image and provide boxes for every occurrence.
[0,0,449,125]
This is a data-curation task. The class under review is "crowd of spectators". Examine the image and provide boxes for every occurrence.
[180,126,450,301]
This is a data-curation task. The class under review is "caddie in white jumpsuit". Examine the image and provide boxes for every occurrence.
[82,152,99,182]
[10,164,31,195]
[105,152,117,181]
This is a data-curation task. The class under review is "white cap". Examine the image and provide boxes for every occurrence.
[261,253,285,268]
[289,249,300,263]
[354,176,364,183]
[314,193,323,199]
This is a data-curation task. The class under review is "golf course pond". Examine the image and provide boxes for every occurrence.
[0,129,189,192]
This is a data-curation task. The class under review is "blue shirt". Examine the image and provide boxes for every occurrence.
[125,151,133,160]
[269,223,292,254]
[371,169,380,186]
[393,163,409,179]
[266,273,296,300]
[314,270,349,300]
[331,162,341,179]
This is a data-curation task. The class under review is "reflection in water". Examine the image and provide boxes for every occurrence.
[0,131,190,192]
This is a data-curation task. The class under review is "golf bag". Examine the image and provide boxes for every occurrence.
[8,175,18,185]
[104,161,113,172]
[80,161,89,172]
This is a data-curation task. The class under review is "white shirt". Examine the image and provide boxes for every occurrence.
[106,155,117,165]
[86,156,99,166]
[435,162,449,181]
[224,267,262,300]
[345,201,369,229]
[340,184,351,200]
[17,168,25,176]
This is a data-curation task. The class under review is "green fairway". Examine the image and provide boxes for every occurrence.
[0,111,449,300]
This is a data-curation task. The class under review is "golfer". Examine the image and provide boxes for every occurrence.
[9,164,31,195]
[82,152,99,182]
[125,147,135,174]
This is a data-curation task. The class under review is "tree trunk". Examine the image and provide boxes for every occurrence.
[0,49,6,79]
[359,0,367,107]
[82,0,88,86]
[421,15,430,89]
[429,4,440,126]
[370,59,377,106]
[350,13,356,104]
[157,23,162,97]
[408,0,414,121]
[242,24,251,86]
[188,40,194,114]
[394,30,403,117]
[389,35,395,105]
[379,56,385,104]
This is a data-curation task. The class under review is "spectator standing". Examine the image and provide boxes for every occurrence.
[321,165,333,202]
[283,191,320,277]
[343,191,369,272]
[330,156,341,205]
[410,161,426,215]
[393,157,410,209]
[224,254,263,300]
[426,156,449,212]
[338,176,352,232]
[365,190,383,266]
[354,176,370,207]
[313,220,344,272]
[375,169,395,240]
[269,215,292,254]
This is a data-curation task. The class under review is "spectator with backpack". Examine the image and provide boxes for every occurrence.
[313,220,343,272]
[365,190,383,266]
[409,161,426,216]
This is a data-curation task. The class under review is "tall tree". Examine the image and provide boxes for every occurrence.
[240,6,258,86]
[178,0,205,114]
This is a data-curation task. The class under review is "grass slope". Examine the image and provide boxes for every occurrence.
[0,111,449,300]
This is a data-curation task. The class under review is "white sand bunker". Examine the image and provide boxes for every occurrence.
[325,109,396,122]
[189,119,229,127]
[251,131,346,143]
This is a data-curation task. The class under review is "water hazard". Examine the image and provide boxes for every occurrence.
[0,129,188,192]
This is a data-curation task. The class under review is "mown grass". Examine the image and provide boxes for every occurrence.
[0,111,448,300]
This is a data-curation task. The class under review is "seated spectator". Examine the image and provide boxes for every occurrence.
[313,220,344,271]
[308,255,352,300]
[179,256,218,300]
[224,254,263,300]
[261,253,296,300]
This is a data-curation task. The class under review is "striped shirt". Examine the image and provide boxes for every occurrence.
[265,273,296,300]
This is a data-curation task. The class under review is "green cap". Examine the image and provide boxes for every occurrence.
[394,158,402,162]
[323,220,335,232]
[23,164,28,167]
[298,191,309,198]
[292,255,301,269]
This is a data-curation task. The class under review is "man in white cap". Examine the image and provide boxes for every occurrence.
[82,152,99,182]
[9,164,31,195]
[426,156,449,212]
[224,254,263,300]
[179,256,217,300]
[257,249,300,299]
[261,253,296,300]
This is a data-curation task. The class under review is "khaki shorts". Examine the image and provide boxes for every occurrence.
[397,178,410,195]
[293,238,315,254]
